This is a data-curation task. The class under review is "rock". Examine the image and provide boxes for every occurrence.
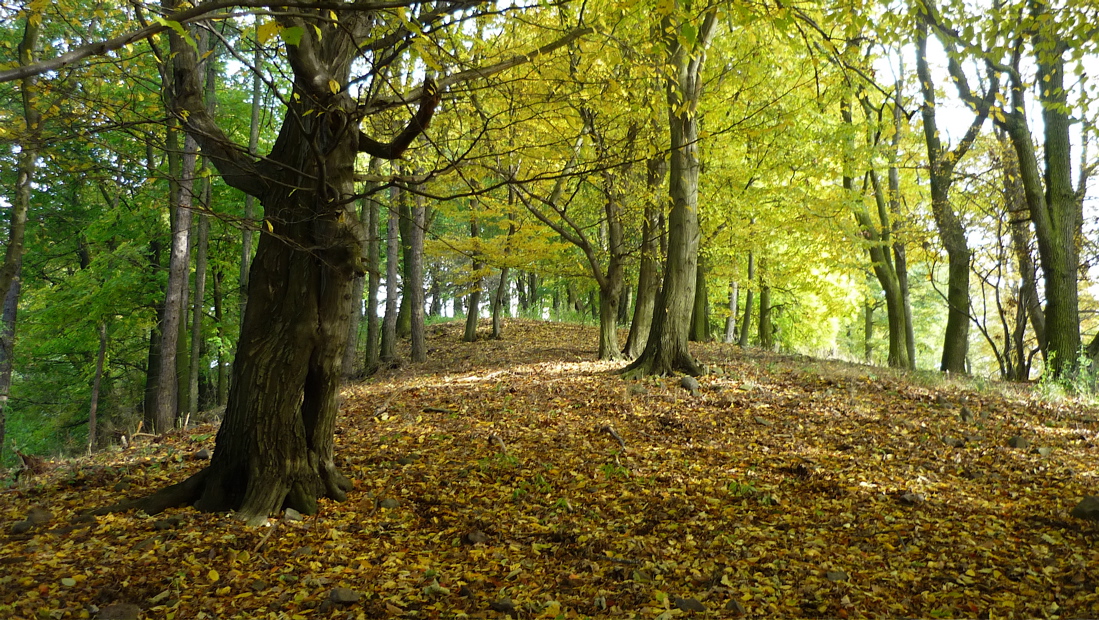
[489,598,515,614]
[10,520,32,534]
[291,546,314,557]
[98,603,142,620]
[934,394,948,408]
[113,481,132,492]
[153,516,183,531]
[898,491,924,506]
[753,416,774,427]
[1007,436,1030,449]
[284,508,303,521]
[725,599,747,615]
[1036,446,1054,457]
[379,498,400,509]
[250,579,268,591]
[1071,496,1099,521]
[825,570,849,581]
[680,376,700,396]
[465,529,489,545]
[958,407,975,422]
[397,456,416,466]
[329,587,361,605]
[673,597,706,612]
[194,448,211,460]
[627,384,646,396]
[61,577,77,587]
[943,436,965,448]
[458,585,475,598]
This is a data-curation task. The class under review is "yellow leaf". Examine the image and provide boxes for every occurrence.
[328,79,340,94]
[265,220,274,232]
[216,586,231,596]
[208,569,219,582]
[257,21,279,45]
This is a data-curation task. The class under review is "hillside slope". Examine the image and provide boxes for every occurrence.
[2,319,1098,619]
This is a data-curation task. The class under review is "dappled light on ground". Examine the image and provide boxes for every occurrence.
[2,320,1099,618]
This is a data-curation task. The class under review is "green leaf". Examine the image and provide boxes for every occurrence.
[280,26,305,47]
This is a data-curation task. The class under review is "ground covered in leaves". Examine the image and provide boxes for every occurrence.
[3,319,1099,619]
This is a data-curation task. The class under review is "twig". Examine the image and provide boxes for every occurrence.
[252,518,280,553]
[600,425,627,453]
[487,434,508,456]
[423,406,454,414]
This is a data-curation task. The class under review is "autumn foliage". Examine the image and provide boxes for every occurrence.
[2,320,1098,618]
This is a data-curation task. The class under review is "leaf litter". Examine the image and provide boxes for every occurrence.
[2,319,1099,619]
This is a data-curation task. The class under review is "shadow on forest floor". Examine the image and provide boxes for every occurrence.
[2,318,1099,619]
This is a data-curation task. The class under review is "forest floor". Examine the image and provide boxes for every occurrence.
[2,319,1099,619]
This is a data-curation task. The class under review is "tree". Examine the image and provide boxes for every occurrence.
[624,0,717,376]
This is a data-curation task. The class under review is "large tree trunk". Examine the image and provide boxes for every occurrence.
[623,4,715,377]
[396,187,413,339]
[98,8,441,522]
[188,211,208,420]
[240,42,262,322]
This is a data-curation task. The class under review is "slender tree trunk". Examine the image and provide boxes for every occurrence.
[240,42,262,321]
[188,211,209,420]
[396,187,413,339]
[739,251,755,347]
[724,281,738,343]
[1,15,39,460]
[492,268,509,339]
[212,268,228,406]
[409,186,427,363]
[364,160,383,372]
[689,255,710,341]
[87,322,108,452]
[0,276,20,463]
[758,261,773,350]
[342,196,368,379]
[864,299,874,363]
[153,129,196,434]
[464,204,483,343]
[624,203,662,357]
[888,77,916,370]
[381,182,400,363]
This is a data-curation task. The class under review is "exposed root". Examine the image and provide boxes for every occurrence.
[91,467,210,517]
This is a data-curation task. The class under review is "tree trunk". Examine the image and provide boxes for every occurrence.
[342,195,369,379]
[689,255,710,342]
[0,275,20,463]
[381,182,401,363]
[863,299,874,363]
[188,211,208,420]
[153,131,197,433]
[364,161,383,372]
[409,186,427,363]
[623,4,715,377]
[492,267,509,339]
[396,188,413,339]
[240,42,262,322]
[464,205,483,343]
[739,251,755,347]
[724,281,738,343]
[87,322,108,452]
[212,268,228,406]
[758,265,773,350]
[624,202,662,358]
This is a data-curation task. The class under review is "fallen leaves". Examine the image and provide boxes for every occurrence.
[2,320,1099,618]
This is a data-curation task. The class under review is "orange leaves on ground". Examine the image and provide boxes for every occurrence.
[2,319,1099,618]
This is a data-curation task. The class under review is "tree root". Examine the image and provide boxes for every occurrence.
[90,467,210,517]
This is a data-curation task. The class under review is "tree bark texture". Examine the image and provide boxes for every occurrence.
[689,255,710,342]
[409,187,427,363]
[724,280,738,344]
[87,322,108,452]
[464,205,483,343]
[739,251,755,347]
